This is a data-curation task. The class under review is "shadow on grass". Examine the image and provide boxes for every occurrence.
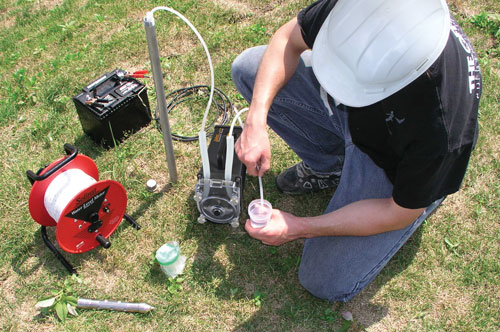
[10,226,89,278]
[72,135,106,160]
[72,132,140,160]
[175,170,426,331]
[10,219,144,278]
[344,226,425,327]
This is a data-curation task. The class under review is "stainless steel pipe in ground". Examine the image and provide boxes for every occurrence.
[144,17,178,183]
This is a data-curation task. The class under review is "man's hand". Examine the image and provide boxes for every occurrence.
[245,209,303,246]
[235,122,271,176]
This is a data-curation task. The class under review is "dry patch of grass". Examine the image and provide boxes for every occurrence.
[212,0,252,15]
[0,13,15,29]
[33,0,63,11]
[449,0,482,16]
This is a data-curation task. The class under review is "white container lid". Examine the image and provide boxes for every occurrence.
[146,179,157,192]
[156,242,180,266]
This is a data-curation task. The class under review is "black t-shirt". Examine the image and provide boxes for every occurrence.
[298,0,481,209]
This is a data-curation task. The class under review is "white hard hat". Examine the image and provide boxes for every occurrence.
[312,0,451,107]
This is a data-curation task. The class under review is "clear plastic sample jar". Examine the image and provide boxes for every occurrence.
[155,241,186,278]
[248,199,272,228]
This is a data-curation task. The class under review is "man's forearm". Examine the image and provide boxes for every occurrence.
[246,18,308,127]
[294,198,426,238]
[246,198,426,246]
[235,18,310,176]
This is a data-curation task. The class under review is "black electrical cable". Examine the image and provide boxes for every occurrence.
[154,85,234,142]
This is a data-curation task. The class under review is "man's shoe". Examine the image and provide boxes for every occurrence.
[276,161,340,195]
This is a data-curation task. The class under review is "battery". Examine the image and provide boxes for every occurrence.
[73,69,151,148]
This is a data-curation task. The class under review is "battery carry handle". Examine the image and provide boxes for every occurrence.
[26,143,78,185]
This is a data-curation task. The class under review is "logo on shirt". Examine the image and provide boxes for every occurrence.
[385,111,405,124]
[450,20,481,99]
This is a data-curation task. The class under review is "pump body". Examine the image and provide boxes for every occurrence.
[194,125,246,227]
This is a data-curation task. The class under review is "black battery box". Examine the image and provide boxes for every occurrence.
[73,69,151,148]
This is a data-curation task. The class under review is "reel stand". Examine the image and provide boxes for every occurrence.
[27,144,141,274]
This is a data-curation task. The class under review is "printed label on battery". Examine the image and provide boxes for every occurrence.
[118,82,138,96]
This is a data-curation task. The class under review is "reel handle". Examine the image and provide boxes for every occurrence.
[26,143,78,184]
[96,234,111,248]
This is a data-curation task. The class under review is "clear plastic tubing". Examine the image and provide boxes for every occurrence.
[258,176,264,203]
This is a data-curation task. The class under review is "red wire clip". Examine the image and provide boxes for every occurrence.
[126,70,149,78]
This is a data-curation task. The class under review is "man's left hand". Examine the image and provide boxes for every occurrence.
[245,209,302,246]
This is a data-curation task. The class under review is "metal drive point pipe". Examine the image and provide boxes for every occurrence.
[77,298,154,313]
[144,16,178,183]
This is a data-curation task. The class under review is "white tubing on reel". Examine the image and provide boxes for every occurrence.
[145,6,215,180]
[44,169,96,222]
[225,108,248,181]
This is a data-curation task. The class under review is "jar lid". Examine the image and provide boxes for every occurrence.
[146,179,157,192]
[155,242,180,266]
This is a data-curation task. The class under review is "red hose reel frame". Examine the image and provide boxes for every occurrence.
[27,144,140,273]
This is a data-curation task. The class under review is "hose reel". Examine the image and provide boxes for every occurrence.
[26,144,140,274]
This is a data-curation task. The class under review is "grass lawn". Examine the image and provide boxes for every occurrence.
[0,0,499,331]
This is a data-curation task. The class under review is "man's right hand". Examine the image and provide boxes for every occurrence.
[235,121,271,177]
[235,18,308,177]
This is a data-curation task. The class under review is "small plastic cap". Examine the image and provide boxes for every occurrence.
[156,242,180,265]
[146,179,157,192]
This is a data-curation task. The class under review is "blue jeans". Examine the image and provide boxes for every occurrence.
[232,46,444,302]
